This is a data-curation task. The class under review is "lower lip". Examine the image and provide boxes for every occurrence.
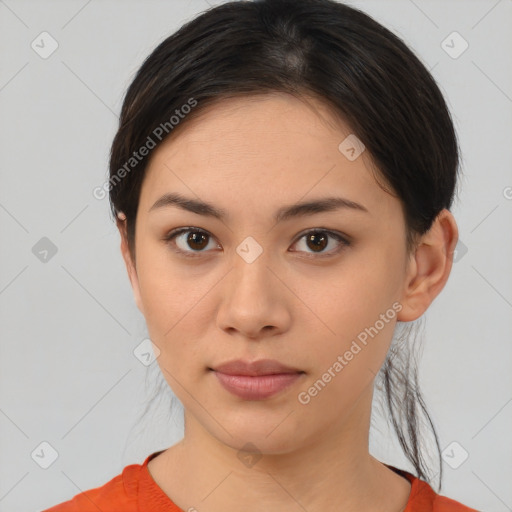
[212,371,303,400]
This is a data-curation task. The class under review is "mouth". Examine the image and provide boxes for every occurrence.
[208,359,305,400]
[209,358,304,376]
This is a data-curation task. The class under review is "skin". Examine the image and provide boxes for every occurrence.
[117,92,458,512]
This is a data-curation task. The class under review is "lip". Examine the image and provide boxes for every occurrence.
[209,359,305,400]
[210,358,303,376]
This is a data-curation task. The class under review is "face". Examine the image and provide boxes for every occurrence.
[120,92,417,455]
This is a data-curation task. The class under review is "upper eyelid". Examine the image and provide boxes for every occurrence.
[165,226,350,253]
[165,226,348,240]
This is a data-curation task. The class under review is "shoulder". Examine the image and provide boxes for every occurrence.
[385,465,479,512]
[433,494,480,512]
[41,461,143,512]
[410,476,479,511]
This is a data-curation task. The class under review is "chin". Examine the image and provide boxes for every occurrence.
[206,417,308,456]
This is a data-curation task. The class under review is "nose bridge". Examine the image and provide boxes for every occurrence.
[215,236,288,336]
[230,236,274,298]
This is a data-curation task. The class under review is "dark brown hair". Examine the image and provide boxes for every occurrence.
[110,0,460,492]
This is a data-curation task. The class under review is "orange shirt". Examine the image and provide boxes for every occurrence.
[42,450,479,512]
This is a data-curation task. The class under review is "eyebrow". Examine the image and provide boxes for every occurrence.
[148,192,368,223]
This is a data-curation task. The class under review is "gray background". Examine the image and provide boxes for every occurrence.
[1,0,511,511]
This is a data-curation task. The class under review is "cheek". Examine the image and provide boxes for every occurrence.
[296,296,398,421]
[135,247,192,339]
[311,263,402,338]
[301,247,405,374]
[135,245,217,371]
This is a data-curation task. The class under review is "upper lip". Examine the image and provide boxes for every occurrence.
[210,359,303,376]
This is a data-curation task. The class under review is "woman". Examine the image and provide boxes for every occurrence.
[44,0,479,510]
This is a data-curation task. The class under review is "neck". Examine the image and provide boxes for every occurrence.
[151,383,411,512]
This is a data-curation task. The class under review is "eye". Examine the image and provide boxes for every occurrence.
[163,227,220,258]
[163,227,351,258]
[291,229,351,257]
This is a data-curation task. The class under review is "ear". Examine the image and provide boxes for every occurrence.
[397,209,459,322]
[116,212,145,315]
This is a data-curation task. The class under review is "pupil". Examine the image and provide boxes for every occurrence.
[188,231,208,250]
[307,233,327,252]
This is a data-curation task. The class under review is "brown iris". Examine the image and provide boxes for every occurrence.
[186,231,209,250]
[305,232,328,252]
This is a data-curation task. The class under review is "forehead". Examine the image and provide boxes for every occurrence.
[139,93,397,221]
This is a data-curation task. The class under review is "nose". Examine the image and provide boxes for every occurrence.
[215,253,292,340]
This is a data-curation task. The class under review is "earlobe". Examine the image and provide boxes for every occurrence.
[397,209,459,322]
[116,213,145,315]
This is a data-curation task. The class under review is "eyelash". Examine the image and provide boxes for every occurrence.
[162,227,351,259]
